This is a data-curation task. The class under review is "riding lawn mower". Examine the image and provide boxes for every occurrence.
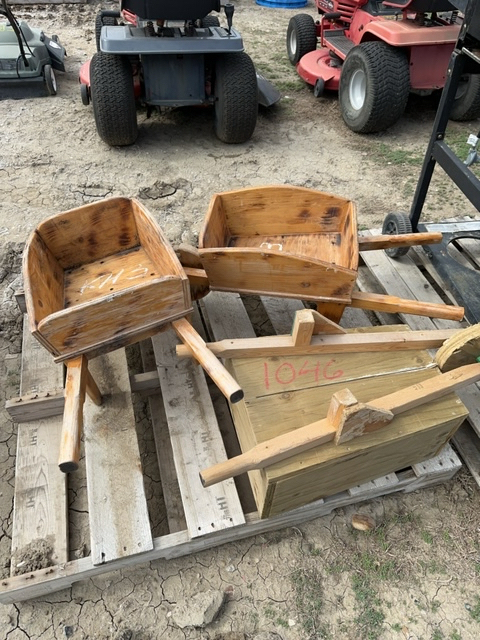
[80,0,277,146]
[287,0,480,133]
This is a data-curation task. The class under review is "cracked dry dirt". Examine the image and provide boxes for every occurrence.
[2,2,480,639]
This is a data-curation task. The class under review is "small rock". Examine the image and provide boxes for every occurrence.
[351,513,376,531]
[172,590,225,629]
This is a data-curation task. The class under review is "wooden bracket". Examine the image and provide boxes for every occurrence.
[329,389,394,445]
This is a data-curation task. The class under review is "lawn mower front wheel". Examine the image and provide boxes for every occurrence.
[339,42,410,133]
[90,52,138,147]
[214,52,258,144]
[286,14,317,66]
[382,211,412,258]
[44,64,57,96]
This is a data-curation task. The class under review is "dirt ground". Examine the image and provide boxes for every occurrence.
[1,1,480,639]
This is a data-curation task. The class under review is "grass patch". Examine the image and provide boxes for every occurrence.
[369,142,424,167]
[291,566,329,638]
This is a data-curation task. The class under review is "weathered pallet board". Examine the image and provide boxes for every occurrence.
[10,319,68,576]
[1,251,466,602]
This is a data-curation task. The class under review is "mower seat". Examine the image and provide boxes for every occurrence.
[120,0,221,21]
[383,0,457,10]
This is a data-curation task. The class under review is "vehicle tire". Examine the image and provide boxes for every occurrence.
[382,211,412,258]
[339,42,410,133]
[90,52,138,146]
[450,74,480,121]
[95,12,118,52]
[286,14,317,66]
[313,77,324,98]
[80,82,90,106]
[214,52,258,144]
[44,64,57,95]
[201,15,220,28]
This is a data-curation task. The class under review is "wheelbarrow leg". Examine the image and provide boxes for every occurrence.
[59,355,102,473]
[171,318,244,404]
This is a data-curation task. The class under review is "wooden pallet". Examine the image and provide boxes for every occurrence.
[2,244,470,604]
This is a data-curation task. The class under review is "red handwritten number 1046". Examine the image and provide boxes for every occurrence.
[263,359,344,389]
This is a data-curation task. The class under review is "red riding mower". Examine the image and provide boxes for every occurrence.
[79,0,275,146]
[286,0,480,132]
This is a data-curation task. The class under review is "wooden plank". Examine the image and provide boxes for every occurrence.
[140,341,187,534]
[83,349,153,565]
[151,326,245,538]
[201,291,257,340]
[10,319,68,577]
[261,297,304,335]
[452,423,480,486]
[6,389,64,422]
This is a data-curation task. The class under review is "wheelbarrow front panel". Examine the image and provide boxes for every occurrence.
[198,185,358,303]
[37,276,190,361]
[198,248,358,303]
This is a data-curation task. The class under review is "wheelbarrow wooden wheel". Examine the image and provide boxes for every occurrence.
[435,325,480,372]
[382,211,412,258]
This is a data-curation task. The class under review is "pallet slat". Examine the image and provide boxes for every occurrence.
[83,350,153,565]
[152,327,245,538]
[10,320,68,575]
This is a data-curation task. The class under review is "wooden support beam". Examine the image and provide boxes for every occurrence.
[176,328,458,359]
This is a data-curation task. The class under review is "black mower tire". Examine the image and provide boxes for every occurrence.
[339,42,410,133]
[95,12,118,52]
[450,74,480,122]
[214,52,258,144]
[90,52,138,147]
[382,211,412,258]
[286,14,317,66]
[201,15,221,28]
[44,64,57,96]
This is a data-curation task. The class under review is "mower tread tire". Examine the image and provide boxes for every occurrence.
[382,211,412,258]
[450,74,480,122]
[286,14,317,66]
[95,12,118,52]
[214,52,258,144]
[90,52,138,147]
[339,42,410,133]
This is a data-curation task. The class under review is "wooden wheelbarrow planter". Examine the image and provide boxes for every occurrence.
[23,197,242,472]
[195,320,480,516]
[191,185,464,323]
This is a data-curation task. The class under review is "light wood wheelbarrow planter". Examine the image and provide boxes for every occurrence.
[192,185,464,323]
[23,197,242,472]
[191,316,480,516]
